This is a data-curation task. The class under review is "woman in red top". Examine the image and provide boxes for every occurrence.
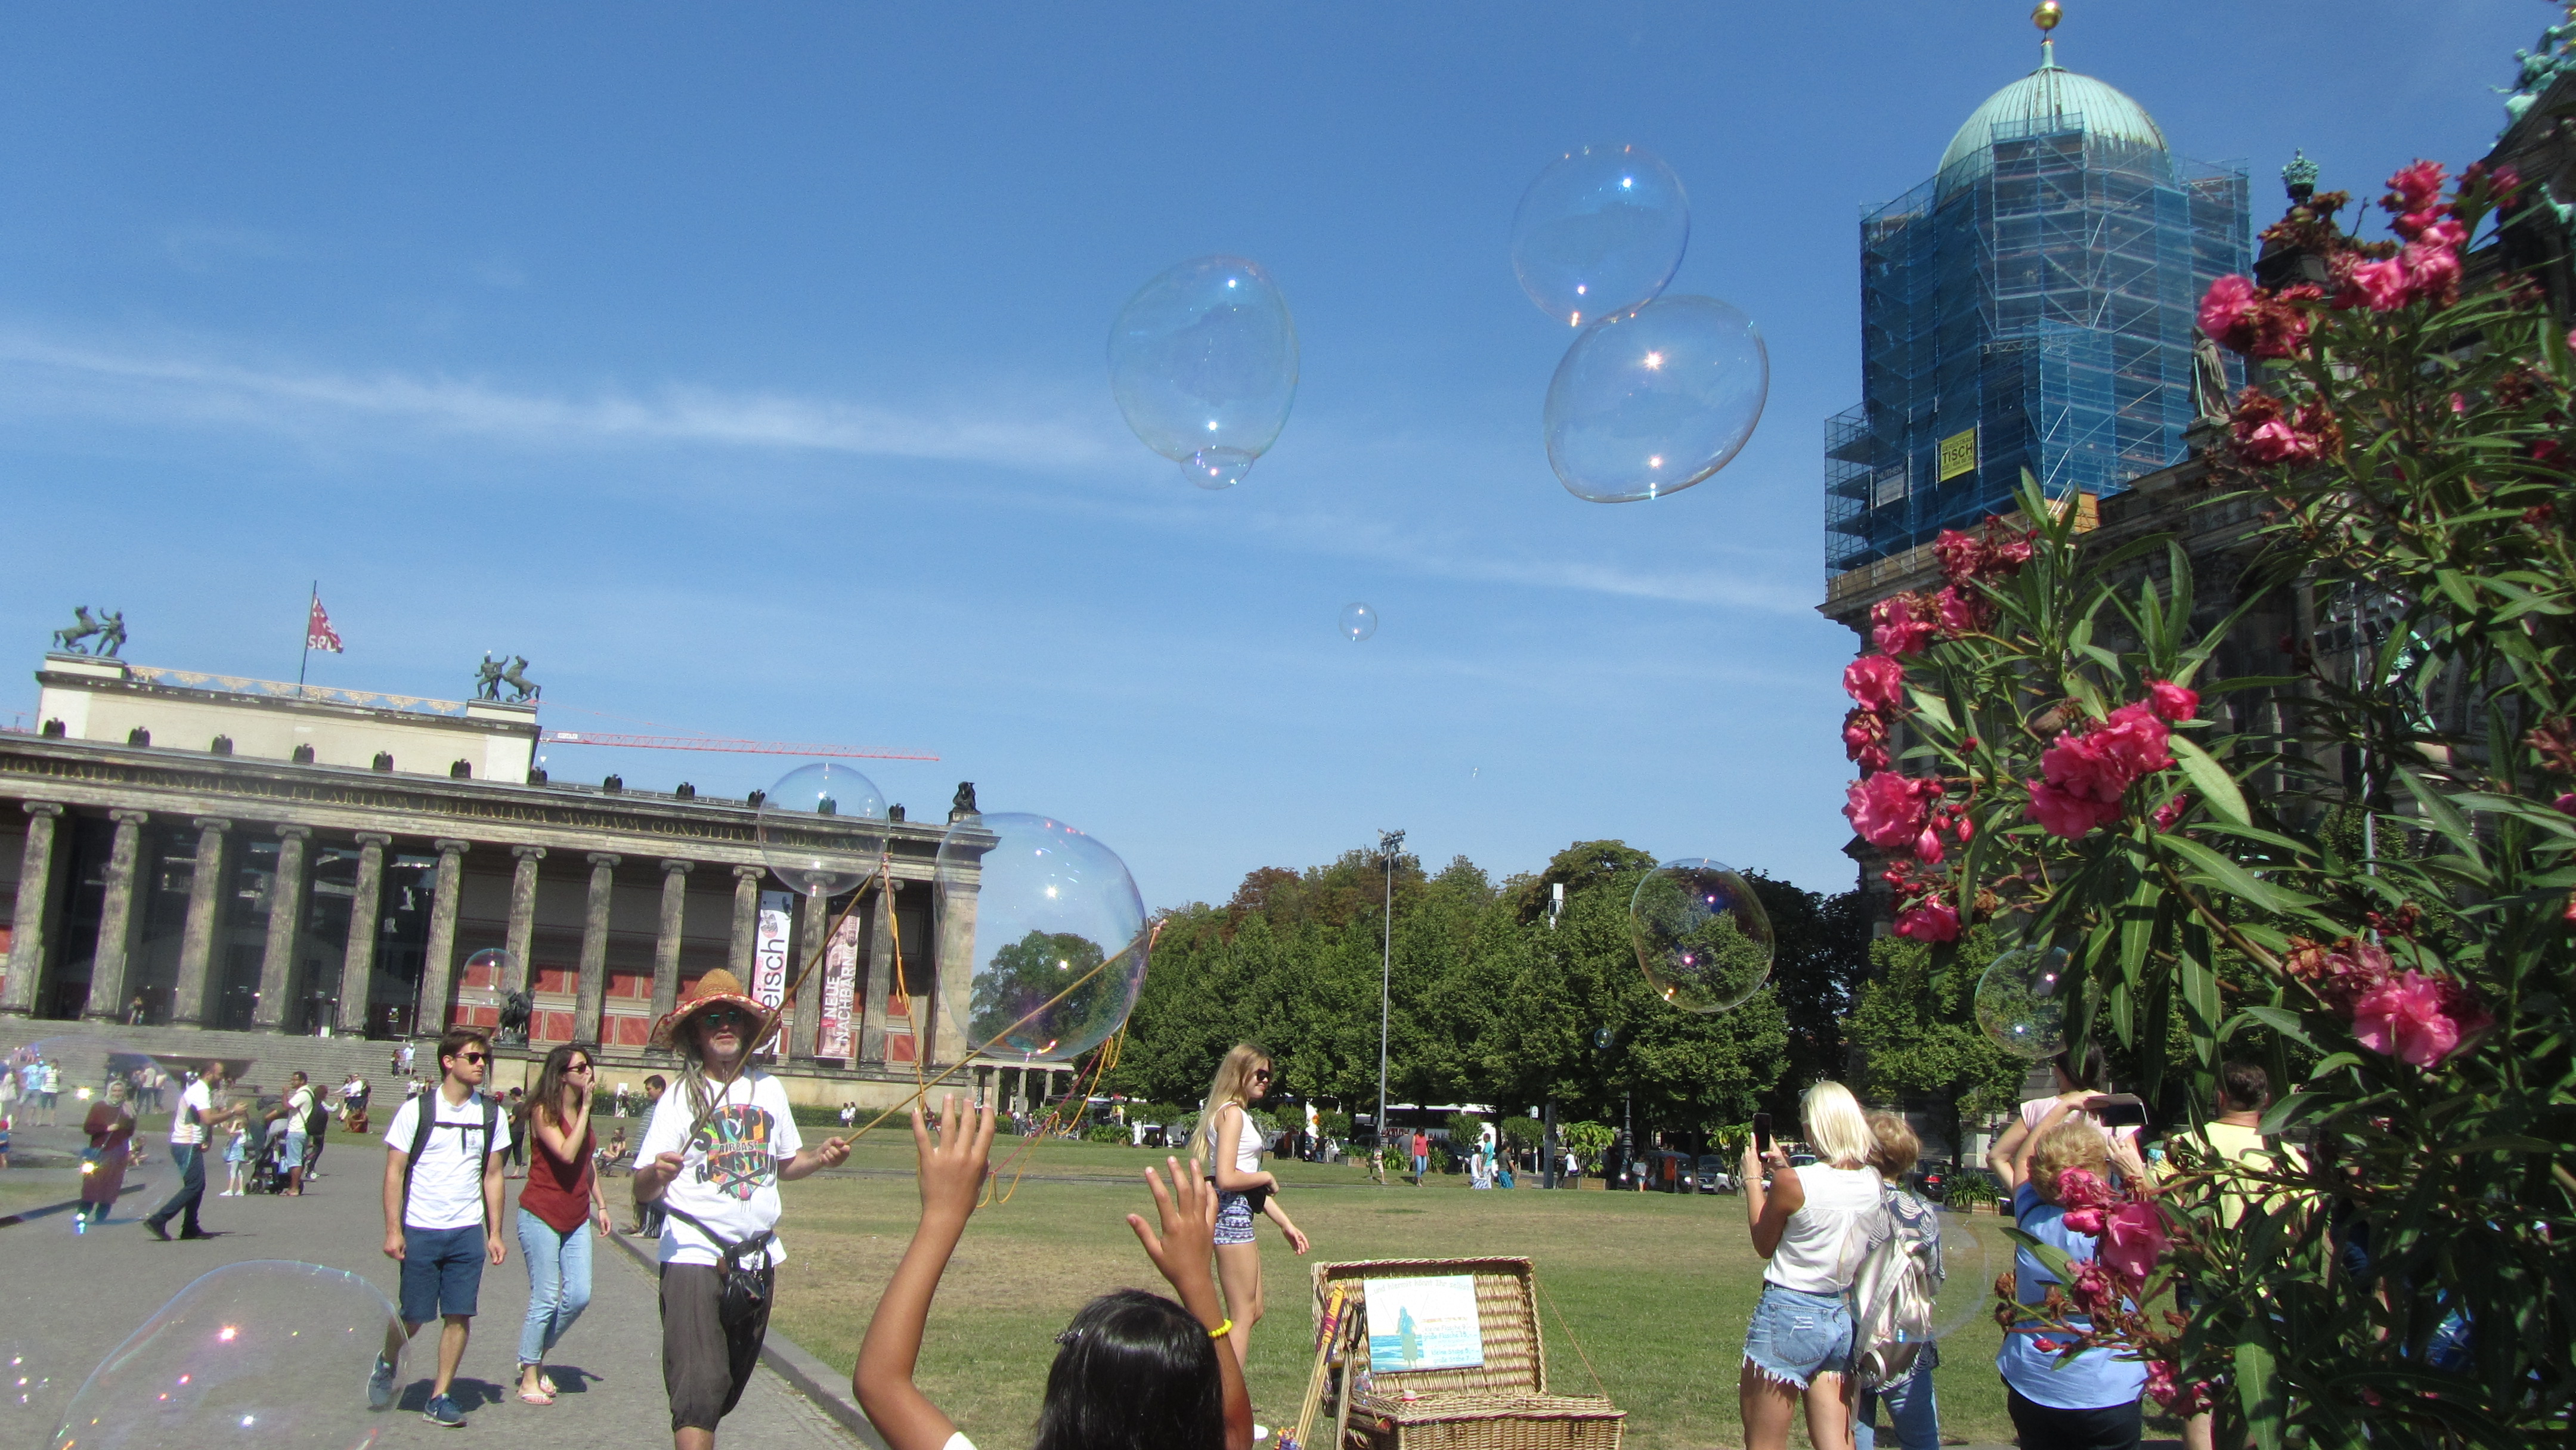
[514,1043,611,1406]
[80,1079,138,1224]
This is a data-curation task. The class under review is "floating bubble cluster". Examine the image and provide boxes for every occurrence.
[1510,144,1690,328]
[936,813,1148,1062]
[1974,943,2073,1059]
[49,1260,405,1449]
[756,762,887,900]
[1340,603,1378,642]
[1544,295,1769,503]
[1109,256,1299,489]
[1627,859,1775,1013]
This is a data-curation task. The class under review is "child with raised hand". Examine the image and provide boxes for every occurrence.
[854,1092,1253,1450]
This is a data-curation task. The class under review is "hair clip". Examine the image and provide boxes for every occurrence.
[1054,1329,1082,1346]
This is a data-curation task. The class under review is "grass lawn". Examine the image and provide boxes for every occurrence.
[769,1137,2028,1450]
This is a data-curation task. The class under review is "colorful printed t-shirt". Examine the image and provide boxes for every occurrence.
[639,1070,803,1269]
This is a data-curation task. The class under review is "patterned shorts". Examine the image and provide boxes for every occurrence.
[1214,1190,1256,1246]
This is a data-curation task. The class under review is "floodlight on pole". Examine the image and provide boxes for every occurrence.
[1376,828,1404,1188]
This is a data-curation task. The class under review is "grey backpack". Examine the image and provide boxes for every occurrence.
[1847,1191,1943,1392]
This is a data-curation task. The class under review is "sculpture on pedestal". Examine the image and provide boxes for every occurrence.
[499,990,533,1046]
[51,608,127,657]
[950,781,979,822]
[473,654,542,703]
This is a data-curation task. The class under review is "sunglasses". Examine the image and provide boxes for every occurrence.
[1251,1069,1272,1081]
[455,1052,490,1065]
[567,1063,595,1074]
[702,1011,756,1028]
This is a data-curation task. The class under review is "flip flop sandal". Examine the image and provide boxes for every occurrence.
[539,1374,559,1397]
[519,1387,554,1406]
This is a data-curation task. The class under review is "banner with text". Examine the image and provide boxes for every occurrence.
[819,912,862,1061]
[755,891,794,1058]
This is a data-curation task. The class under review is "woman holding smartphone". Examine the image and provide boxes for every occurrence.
[1738,1082,1882,1450]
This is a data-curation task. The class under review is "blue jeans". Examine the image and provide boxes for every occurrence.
[1855,1354,1941,1450]
[516,1208,593,1366]
[148,1144,205,1234]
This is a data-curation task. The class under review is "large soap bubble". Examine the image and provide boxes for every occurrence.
[936,813,1149,1062]
[757,762,887,901]
[1930,1209,1999,1340]
[1340,603,1378,642]
[8,1033,159,1099]
[1543,295,1768,503]
[1510,143,1691,327]
[49,1260,405,1449]
[1108,256,1299,489]
[1627,859,1775,1013]
[1974,943,2072,1059]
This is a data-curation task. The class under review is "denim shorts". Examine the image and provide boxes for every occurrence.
[1742,1284,1853,1390]
[1213,1191,1255,1246]
[400,1224,487,1323]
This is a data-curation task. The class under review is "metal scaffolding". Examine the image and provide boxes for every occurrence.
[1826,113,2249,574]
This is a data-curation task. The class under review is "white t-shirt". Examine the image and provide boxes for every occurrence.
[382,1090,513,1231]
[171,1080,214,1146]
[283,1086,316,1135]
[639,1071,803,1269]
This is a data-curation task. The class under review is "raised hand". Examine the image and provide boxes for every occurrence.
[911,1093,995,1221]
[1126,1157,1221,1306]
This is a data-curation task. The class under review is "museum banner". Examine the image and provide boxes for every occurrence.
[818,913,861,1061]
[755,890,794,1056]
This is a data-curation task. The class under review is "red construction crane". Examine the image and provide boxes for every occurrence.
[537,730,937,761]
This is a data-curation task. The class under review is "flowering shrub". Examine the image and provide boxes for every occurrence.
[1852,158,2575,1446]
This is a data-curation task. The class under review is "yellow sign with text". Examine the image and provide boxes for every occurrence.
[1937,427,1977,482]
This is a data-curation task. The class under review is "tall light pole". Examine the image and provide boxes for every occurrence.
[1376,828,1403,1188]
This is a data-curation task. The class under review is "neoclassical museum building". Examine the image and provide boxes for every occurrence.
[0,651,1052,1107]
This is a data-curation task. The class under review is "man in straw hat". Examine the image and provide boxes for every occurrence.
[634,969,852,1450]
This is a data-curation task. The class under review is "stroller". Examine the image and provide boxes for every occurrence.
[244,1117,289,1195]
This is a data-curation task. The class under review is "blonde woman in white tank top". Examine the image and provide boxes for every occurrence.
[1188,1045,1311,1439]
[1737,1081,1885,1450]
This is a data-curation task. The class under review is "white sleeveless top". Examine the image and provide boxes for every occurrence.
[1762,1164,1883,1294]
[1222,1102,1263,1173]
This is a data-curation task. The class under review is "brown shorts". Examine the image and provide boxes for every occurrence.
[658,1263,772,1431]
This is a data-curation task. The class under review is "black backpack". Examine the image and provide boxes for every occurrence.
[303,1090,330,1139]
[401,1092,500,1227]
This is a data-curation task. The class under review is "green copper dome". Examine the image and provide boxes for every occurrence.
[1936,40,2168,192]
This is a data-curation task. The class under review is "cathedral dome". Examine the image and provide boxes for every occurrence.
[1936,41,2169,193]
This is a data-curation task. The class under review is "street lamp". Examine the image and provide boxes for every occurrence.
[1376,828,1403,1188]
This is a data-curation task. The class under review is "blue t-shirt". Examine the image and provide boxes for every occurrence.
[1996,1183,2148,1410]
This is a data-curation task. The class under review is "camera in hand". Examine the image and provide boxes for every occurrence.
[2085,1093,2148,1127]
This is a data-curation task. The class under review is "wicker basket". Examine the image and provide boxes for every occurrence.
[1309,1258,1623,1450]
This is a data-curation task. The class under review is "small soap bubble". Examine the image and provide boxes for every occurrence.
[1340,603,1378,642]
[1510,144,1690,327]
[1974,943,2072,1059]
[1109,256,1299,488]
[1930,1210,1999,1340]
[460,947,518,991]
[936,813,1149,1062]
[1627,859,1774,1013]
[1543,295,1767,503]
[756,762,887,900]
[49,1260,404,1449]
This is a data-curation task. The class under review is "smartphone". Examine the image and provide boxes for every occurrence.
[1751,1112,1773,1154]
[2085,1093,2148,1127]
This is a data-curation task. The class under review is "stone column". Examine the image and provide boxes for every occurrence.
[859,884,896,1063]
[416,840,471,1036]
[652,860,693,1024]
[505,846,544,998]
[251,825,313,1031]
[931,873,977,1067]
[1,804,65,1018]
[335,833,391,1035]
[83,809,152,1023]
[792,891,827,1059]
[729,866,763,974]
[577,853,620,1044]
[171,816,231,1027]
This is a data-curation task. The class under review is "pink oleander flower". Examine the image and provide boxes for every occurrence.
[2065,1258,2121,1317]
[1842,708,1890,772]
[1871,594,1939,657]
[2197,274,2258,348]
[2241,417,2326,461]
[2145,680,2199,722]
[2352,969,2490,1067]
[2027,778,2126,838]
[1934,584,1990,638]
[2145,1361,2211,1415]
[2060,1207,2104,1237]
[2402,240,2462,306]
[1914,826,1945,865]
[1844,654,1906,711]
[2338,256,2411,312]
[1894,893,1961,943]
[2052,1167,2117,1211]
[1844,772,1936,850]
[2558,792,2576,816]
[2283,936,2395,1012]
[2098,1202,2171,1285]
[2153,794,2189,832]
[2385,159,2447,219]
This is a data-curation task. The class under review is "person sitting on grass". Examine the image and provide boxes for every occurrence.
[853,1092,1253,1450]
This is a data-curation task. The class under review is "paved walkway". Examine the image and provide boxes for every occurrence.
[0,1124,860,1449]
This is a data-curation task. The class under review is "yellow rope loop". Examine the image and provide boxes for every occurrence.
[1532,1279,1610,1402]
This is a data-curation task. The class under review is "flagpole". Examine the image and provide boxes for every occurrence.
[298,580,315,695]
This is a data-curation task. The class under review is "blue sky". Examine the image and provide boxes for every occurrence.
[0,2,2537,912]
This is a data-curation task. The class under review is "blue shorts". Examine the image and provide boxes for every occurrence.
[400,1224,487,1324]
[1743,1284,1853,1390]
[1214,1191,1255,1246]
[281,1133,308,1165]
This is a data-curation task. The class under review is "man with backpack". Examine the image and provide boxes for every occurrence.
[268,1071,323,1197]
[634,971,849,1450]
[374,1028,512,1429]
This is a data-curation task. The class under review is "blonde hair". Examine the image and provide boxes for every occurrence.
[1866,1109,1919,1181]
[2030,1119,2109,1204]
[1188,1044,1270,1171]
[1801,1081,1874,1169]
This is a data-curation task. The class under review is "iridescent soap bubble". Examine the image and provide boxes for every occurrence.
[1543,295,1769,503]
[1108,256,1299,489]
[49,1260,404,1449]
[936,813,1149,1062]
[1974,943,2073,1059]
[5,1339,60,1426]
[1930,1210,1999,1340]
[1340,603,1378,642]
[1627,859,1774,1012]
[8,1033,158,1096]
[1510,143,1690,327]
[460,947,518,991]
[757,762,887,900]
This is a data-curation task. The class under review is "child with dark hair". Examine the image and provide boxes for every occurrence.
[854,1093,1253,1450]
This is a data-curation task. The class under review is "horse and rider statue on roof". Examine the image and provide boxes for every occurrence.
[51,607,128,658]
[473,653,541,704]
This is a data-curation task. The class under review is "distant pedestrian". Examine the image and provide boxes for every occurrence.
[515,1043,612,1407]
[222,1122,248,1195]
[267,1072,320,1196]
[504,1088,531,1179]
[126,994,145,1026]
[146,1060,247,1241]
[375,1028,512,1430]
[399,1040,418,1077]
[630,1074,670,1237]
[634,971,850,1450]
[1411,1129,1430,1183]
[79,1080,138,1225]
[1188,1044,1310,1441]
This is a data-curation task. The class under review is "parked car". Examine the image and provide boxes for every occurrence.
[1914,1160,1952,1201]
[1695,1154,1738,1193]
[1634,1149,1697,1192]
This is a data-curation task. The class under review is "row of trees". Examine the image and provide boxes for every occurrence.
[1103,839,1870,1138]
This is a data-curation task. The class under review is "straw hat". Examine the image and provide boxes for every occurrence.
[649,969,782,1055]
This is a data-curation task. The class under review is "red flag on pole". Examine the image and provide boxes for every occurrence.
[306,596,343,653]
